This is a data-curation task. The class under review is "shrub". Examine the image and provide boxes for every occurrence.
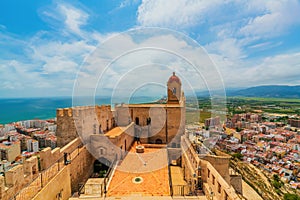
[283,193,300,200]
[232,152,243,160]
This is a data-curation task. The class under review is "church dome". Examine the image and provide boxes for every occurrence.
[168,72,181,84]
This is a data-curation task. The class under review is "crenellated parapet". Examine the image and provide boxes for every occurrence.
[56,105,115,147]
[0,156,39,200]
[40,138,82,170]
[0,138,93,200]
[56,107,77,147]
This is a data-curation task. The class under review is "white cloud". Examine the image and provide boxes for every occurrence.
[41,2,90,37]
[137,0,224,28]
[205,38,246,60]
[0,60,46,90]
[247,41,283,51]
[30,39,95,74]
[73,29,226,100]
[211,51,300,87]
[252,52,300,83]
[240,0,300,38]
[119,0,141,8]
[137,0,300,60]
[1,0,300,98]
[59,4,89,35]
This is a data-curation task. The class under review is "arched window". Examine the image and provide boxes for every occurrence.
[172,87,176,95]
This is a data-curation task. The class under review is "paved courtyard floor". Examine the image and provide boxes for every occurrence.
[107,143,171,197]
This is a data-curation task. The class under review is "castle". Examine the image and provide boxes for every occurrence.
[0,72,243,200]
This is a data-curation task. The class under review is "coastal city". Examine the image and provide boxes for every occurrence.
[1,94,300,199]
[1,1,300,200]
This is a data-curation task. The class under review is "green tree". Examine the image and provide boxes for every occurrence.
[236,127,243,132]
[284,193,300,200]
[232,152,243,160]
[273,174,280,182]
[272,174,284,189]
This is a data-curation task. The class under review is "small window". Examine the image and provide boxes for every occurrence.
[172,87,176,95]
[208,169,210,178]
[218,182,221,193]
[212,175,215,185]
[100,148,106,155]
[147,117,151,125]
[106,120,109,131]
[135,117,139,125]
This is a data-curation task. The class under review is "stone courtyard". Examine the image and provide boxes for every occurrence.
[107,142,170,196]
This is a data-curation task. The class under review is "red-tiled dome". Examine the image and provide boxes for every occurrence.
[168,72,181,84]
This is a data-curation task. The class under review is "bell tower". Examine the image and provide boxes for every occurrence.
[167,72,182,104]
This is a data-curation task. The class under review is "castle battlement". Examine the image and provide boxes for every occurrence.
[0,156,39,200]
[0,137,93,200]
[56,105,115,147]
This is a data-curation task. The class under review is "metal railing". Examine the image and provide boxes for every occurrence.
[103,158,117,197]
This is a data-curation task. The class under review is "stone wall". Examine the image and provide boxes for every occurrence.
[56,105,115,147]
[202,161,241,200]
[230,175,243,195]
[168,148,182,165]
[40,138,82,170]
[181,135,201,192]
[32,165,71,200]
[114,106,131,126]
[88,123,135,163]
[39,138,95,194]
[115,104,185,146]
[0,156,39,200]
[69,146,95,193]
[0,138,93,200]
[166,106,185,146]
[56,108,77,147]
[202,154,231,184]
[57,100,185,148]
[180,135,241,200]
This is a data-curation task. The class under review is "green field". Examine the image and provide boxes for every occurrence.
[186,110,211,124]
[185,96,300,123]
[231,96,300,103]
[227,96,300,115]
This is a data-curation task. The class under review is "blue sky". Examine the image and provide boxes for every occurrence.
[1,0,300,97]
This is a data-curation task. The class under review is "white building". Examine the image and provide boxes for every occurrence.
[27,139,39,152]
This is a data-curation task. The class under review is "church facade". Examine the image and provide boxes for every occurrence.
[114,72,185,146]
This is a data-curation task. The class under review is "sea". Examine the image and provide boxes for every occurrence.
[0,96,160,125]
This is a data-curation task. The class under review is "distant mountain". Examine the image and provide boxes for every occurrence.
[191,88,240,97]
[230,85,300,98]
